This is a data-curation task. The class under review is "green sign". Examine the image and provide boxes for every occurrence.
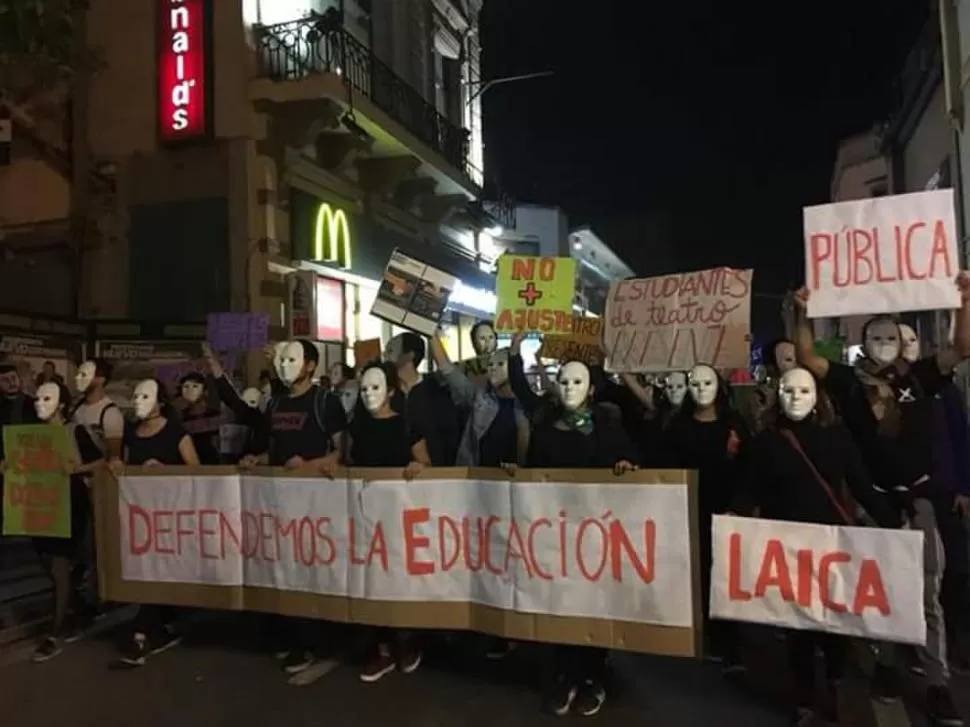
[2,424,73,538]
[814,338,845,363]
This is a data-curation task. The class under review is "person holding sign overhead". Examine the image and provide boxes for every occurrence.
[792,274,970,726]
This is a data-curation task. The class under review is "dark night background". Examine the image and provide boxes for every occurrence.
[481,0,931,334]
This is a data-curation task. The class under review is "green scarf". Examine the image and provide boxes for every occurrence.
[560,408,594,435]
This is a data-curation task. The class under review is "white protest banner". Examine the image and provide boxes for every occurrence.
[97,467,701,656]
[710,515,925,644]
[371,249,457,336]
[603,267,752,373]
[803,190,960,318]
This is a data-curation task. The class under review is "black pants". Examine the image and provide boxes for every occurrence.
[264,614,319,653]
[130,605,177,641]
[543,645,607,689]
[932,494,969,644]
[700,514,741,664]
[787,630,846,704]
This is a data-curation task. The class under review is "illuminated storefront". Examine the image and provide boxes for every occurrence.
[286,188,496,369]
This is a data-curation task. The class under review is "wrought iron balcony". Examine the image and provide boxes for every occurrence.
[254,15,471,179]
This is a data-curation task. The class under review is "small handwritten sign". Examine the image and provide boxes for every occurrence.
[803,190,960,318]
[604,267,753,373]
[495,255,576,333]
[2,424,72,537]
[539,316,604,364]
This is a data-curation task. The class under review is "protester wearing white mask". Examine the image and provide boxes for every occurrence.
[470,320,498,357]
[106,378,199,668]
[176,372,221,465]
[505,334,635,717]
[317,361,428,683]
[234,339,347,677]
[71,359,123,460]
[793,278,970,724]
[731,367,899,724]
[667,363,746,674]
[17,381,104,662]
[899,323,920,364]
[429,335,529,468]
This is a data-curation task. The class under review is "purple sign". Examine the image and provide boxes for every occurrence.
[206,313,269,352]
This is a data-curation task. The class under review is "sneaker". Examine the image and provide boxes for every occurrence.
[32,637,62,663]
[62,616,86,645]
[485,639,516,660]
[926,685,964,726]
[360,651,396,683]
[281,649,314,675]
[148,628,182,657]
[119,633,149,667]
[542,678,577,717]
[574,680,606,717]
[399,648,422,675]
[871,664,900,704]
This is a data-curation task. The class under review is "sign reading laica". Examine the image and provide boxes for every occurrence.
[157,0,210,143]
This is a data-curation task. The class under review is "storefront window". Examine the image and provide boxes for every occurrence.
[358,284,383,344]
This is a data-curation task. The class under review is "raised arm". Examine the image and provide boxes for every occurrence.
[429,332,477,408]
[936,272,970,375]
[509,332,542,418]
[791,287,830,379]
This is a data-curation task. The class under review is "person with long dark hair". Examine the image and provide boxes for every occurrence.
[108,378,200,667]
[667,363,747,673]
[508,334,637,717]
[732,367,900,724]
[320,361,430,682]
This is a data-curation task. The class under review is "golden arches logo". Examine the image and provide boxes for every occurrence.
[312,203,352,269]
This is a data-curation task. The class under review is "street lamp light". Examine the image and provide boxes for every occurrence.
[465,71,555,104]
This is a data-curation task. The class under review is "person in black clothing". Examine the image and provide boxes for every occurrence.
[667,363,746,673]
[107,378,200,667]
[732,367,901,724]
[319,362,430,682]
[238,339,348,676]
[384,332,459,466]
[793,282,970,726]
[508,334,637,718]
[176,372,222,465]
[201,344,268,462]
[620,371,687,466]
[13,381,104,662]
[0,362,39,537]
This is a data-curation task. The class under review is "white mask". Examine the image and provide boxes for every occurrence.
[383,335,404,365]
[665,371,688,407]
[75,361,96,393]
[473,324,497,356]
[778,367,817,422]
[557,361,591,411]
[132,379,160,421]
[34,382,61,422]
[487,350,509,388]
[774,342,797,374]
[271,341,288,381]
[329,363,346,387]
[339,381,359,414]
[241,387,261,408]
[278,341,306,386]
[181,380,205,404]
[899,324,920,363]
[360,367,389,414]
[863,319,901,367]
[688,364,719,408]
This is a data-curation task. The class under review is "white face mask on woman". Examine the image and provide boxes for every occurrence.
[132,379,160,421]
[360,368,389,414]
[487,350,510,388]
[665,371,687,407]
[181,380,204,404]
[74,360,96,394]
[899,323,920,363]
[778,367,817,422]
[473,324,497,356]
[241,387,261,409]
[863,319,901,367]
[557,361,591,411]
[34,382,61,422]
[688,364,718,408]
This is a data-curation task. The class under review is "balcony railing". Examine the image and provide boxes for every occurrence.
[255,16,471,179]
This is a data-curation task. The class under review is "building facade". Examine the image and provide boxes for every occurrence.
[0,0,499,373]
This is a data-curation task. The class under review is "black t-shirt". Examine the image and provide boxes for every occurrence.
[667,414,746,516]
[824,359,945,493]
[349,413,421,467]
[526,406,635,469]
[266,386,347,466]
[478,396,519,467]
[181,408,222,465]
[392,378,459,466]
[124,418,189,465]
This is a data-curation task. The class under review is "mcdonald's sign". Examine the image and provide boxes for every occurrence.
[312,202,352,269]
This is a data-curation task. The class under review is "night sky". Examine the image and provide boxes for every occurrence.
[481,0,931,333]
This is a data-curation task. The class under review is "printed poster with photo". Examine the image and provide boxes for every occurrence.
[371,249,457,337]
[0,334,83,396]
[96,340,207,409]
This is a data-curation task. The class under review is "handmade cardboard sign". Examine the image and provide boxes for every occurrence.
[495,256,577,334]
[2,424,73,537]
[803,190,960,318]
[93,466,702,657]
